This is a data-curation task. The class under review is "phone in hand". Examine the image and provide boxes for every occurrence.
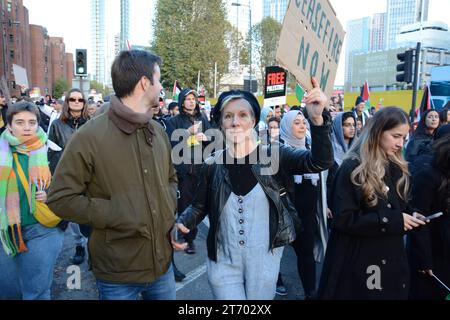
[171,224,184,243]
[417,212,443,221]
[171,225,178,242]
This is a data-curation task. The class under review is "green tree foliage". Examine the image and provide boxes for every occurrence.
[52,78,70,99]
[226,25,249,66]
[90,80,112,97]
[251,17,282,89]
[152,0,229,96]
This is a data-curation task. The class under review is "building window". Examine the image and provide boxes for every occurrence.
[9,34,13,43]
[7,0,12,12]
[10,50,14,59]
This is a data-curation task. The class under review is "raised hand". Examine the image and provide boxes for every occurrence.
[303,77,328,126]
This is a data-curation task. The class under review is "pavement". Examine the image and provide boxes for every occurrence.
[51,222,314,300]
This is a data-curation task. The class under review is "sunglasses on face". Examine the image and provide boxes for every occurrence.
[69,98,85,103]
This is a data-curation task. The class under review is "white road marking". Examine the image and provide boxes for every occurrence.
[176,264,207,291]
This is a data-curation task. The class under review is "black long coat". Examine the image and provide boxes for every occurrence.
[318,158,410,300]
[407,158,450,300]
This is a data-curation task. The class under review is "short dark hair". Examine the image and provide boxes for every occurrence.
[6,101,40,125]
[111,50,163,98]
[168,102,178,111]
[342,111,356,124]
[268,117,280,126]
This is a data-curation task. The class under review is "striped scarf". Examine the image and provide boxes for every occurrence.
[0,128,51,256]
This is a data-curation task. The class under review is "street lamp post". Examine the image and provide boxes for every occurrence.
[1,24,6,79]
[231,2,252,93]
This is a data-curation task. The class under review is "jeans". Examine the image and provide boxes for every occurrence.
[0,223,65,300]
[96,265,176,300]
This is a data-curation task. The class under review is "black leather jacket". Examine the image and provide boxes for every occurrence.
[48,117,87,173]
[178,120,333,262]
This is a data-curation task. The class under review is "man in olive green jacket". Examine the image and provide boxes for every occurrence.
[48,51,180,300]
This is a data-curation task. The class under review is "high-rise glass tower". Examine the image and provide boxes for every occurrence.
[345,17,371,91]
[370,13,387,52]
[262,0,288,23]
[90,0,106,84]
[386,0,429,49]
[120,0,130,51]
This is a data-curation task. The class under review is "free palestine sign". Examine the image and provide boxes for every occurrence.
[276,0,345,98]
[264,66,288,107]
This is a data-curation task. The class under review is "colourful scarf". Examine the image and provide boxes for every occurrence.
[0,128,51,256]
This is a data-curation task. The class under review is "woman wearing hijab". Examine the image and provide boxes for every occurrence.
[280,110,321,299]
[327,112,357,201]
[257,107,274,144]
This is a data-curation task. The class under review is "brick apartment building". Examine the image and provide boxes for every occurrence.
[1,0,73,98]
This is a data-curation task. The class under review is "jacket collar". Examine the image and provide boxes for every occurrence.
[108,95,155,146]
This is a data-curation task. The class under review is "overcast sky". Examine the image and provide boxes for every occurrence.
[24,0,450,85]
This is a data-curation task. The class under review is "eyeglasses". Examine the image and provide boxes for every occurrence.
[69,98,85,103]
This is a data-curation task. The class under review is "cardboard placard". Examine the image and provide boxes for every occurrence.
[264,66,287,107]
[13,64,29,89]
[276,0,345,98]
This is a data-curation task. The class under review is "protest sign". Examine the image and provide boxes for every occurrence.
[264,66,287,107]
[276,0,345,98]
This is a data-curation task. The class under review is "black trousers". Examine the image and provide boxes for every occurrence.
[291,180,319,297]
[177,174,199,243]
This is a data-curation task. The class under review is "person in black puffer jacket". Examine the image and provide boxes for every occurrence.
[166,88,211,255]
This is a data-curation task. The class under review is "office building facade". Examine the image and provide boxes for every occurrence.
[386,0,429,49]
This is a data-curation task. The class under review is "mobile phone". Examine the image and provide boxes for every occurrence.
[171,225,178,242]
[417,212,443,221]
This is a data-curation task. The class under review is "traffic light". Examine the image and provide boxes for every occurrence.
[396,49,414,83]
[75,49,87,75]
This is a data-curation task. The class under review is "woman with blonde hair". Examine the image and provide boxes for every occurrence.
[318,106,427,300]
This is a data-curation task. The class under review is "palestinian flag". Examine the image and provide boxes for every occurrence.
[417,84,432,121]
[295,84,305,103]
[360,81,370,109]
[173,80,181,101]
